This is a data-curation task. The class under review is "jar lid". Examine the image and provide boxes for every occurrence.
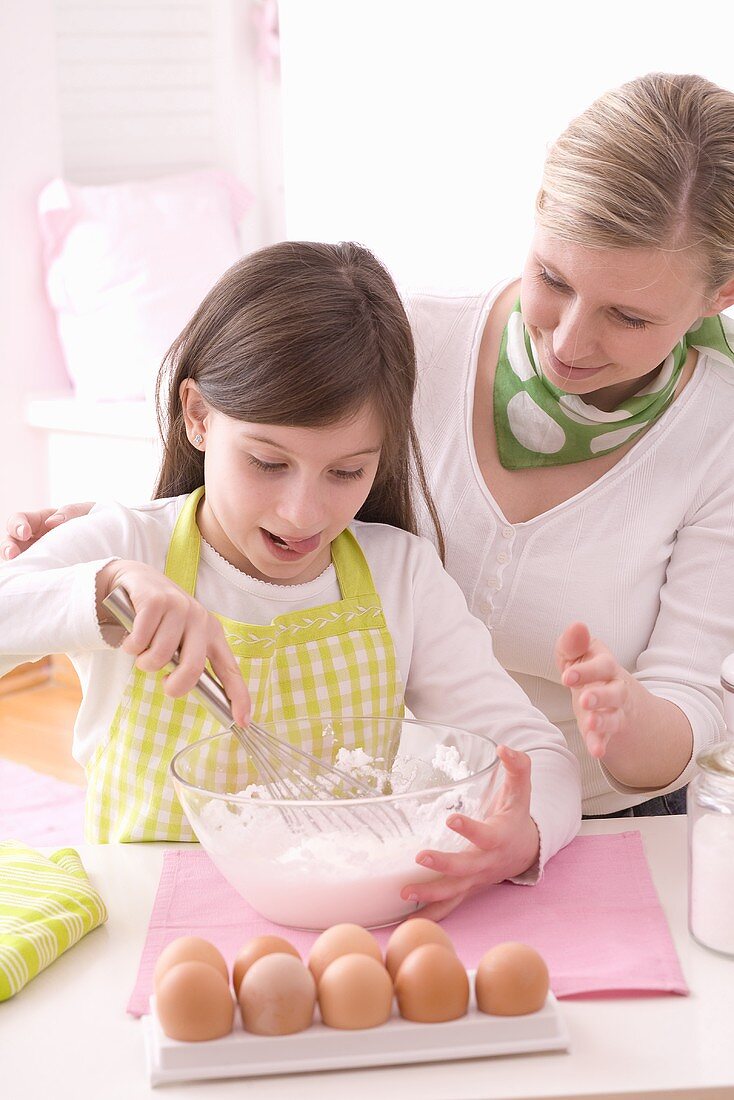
[697,740,734,778]
[722,653,734,693]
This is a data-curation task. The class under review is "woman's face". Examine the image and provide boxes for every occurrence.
[520,226,713,404]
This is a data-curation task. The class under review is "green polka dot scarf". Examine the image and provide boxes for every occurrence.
[494,302,734,469]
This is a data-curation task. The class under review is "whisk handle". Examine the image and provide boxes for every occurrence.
[101,586,235,730]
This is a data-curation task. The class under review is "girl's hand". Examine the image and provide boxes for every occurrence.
[96,559,251,727]
[2,503,94,560]
[555,621,631,759]
[400,745,540,921]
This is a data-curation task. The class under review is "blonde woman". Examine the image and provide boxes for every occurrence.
[7,73,734,833]
[407,71,734,818]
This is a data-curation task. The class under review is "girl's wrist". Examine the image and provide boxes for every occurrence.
[95,559,125,624]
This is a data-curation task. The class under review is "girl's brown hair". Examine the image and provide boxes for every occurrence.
[536,72,734,294]
[153,240,444,559]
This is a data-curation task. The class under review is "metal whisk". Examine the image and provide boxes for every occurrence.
[102,587,405,835]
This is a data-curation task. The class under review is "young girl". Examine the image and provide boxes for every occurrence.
[0,242,580,918]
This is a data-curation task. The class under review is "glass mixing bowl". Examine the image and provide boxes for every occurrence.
[171,716,499,929]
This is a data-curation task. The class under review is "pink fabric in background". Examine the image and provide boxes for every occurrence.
[127,831,687,1016]
[0,759,85,847]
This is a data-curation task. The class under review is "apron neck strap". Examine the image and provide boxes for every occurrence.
[330,528,380,599]
[164,487,204,594]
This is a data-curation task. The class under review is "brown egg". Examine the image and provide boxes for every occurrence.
[156,960,234,1041]
[153,936,229,992]
[308,923,382,984]
[385,917,455,980]
[475,942,550,1016]
[232,935,300,994]
[239,953,316,1036]
[395,943,469,1023]
[318,954,394,1029]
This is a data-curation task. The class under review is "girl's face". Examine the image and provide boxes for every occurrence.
[520,226,714,407]
[188,398,383,585]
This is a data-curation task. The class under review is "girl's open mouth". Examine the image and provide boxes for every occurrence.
[261,528,321,558]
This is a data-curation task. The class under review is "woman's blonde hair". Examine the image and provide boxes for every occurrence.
[536,72,734,293]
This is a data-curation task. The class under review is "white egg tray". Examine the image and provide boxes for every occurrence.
[143,976,569,1086]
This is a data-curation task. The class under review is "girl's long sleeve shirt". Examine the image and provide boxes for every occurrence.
[0,502,581,873]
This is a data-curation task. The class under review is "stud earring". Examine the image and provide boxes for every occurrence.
[193,434,203,446]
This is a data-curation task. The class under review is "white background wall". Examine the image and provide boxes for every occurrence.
[0,0,283,520]
[279,0,734,294]
[3,1,733,520]
[0,1,68,522]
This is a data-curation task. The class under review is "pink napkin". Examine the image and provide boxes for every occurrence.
[127,831,687,1016]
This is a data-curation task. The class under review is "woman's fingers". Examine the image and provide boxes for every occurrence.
[579,679,627,712]
[584,727,611,758]
[554,620,591,672]
[2,510,52,559]
[582,709,620,754]
[5,510,49,539]
[2,503,96,559]
[562,652,617,688]
[43,502,95,529]
[557,625,632,759]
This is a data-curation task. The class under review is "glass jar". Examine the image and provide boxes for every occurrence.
[688,740,734,956]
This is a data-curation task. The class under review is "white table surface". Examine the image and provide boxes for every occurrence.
[3,817,734,1100]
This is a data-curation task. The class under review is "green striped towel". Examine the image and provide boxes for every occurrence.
[0,841,107,1001]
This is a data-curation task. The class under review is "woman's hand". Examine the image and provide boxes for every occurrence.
[400,745,540,921]
[2,503,94,560]
[96,559,251,727]
[555,621,632,759]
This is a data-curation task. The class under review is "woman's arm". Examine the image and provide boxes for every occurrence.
[556,456,734,792]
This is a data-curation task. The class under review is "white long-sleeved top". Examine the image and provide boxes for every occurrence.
[0,498,580,870]
[407,286,734,814]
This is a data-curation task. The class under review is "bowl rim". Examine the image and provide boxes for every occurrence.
[169,716,499,808]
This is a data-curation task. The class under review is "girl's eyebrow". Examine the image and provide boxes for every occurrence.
[245,434,382,459]
[535,253,670,323]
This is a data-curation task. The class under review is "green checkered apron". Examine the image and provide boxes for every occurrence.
[85,488,404,842]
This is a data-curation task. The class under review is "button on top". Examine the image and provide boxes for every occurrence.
[502,526,513,539]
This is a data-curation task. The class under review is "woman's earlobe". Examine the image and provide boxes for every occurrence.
[708,276,734,316]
